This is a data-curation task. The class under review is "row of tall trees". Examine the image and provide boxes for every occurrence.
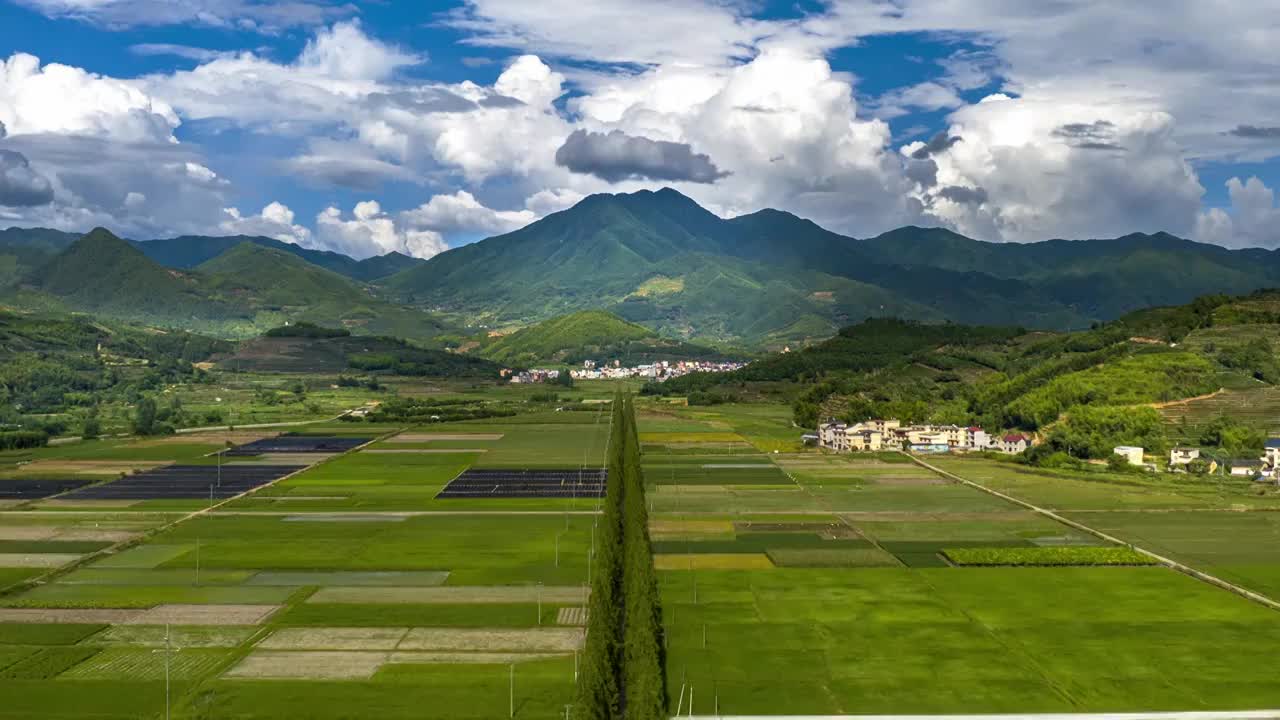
[578,394,666,720]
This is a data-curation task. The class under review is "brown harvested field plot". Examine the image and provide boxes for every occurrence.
[397,628,583,652]
[308,586,587,605]
[260,627,410,651]
[363,449,487,454]
[124,604,282,626]
[766,547,901,568]
[0,552,82,568]
[387,651,566,665]
[53,528,141,542]
[95,625,256,648]
[0,608,141,624]
[225,650,387,680]
[557,607,587,626]
[654,553,774,570]
[16,460,170,475]
[388,433,504,442]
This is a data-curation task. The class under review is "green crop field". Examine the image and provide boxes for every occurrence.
[3,391,1280,718]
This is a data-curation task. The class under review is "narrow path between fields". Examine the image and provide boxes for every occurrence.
[904,453,1280,613]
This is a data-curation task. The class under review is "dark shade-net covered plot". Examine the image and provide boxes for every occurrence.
[0,478,94,499]
[437,469,606,498]
[60,465,300,500]
[224,435,371,456]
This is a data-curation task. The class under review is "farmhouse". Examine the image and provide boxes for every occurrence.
[1113,446,1144,466]
[1169,447,1201,467]
[999,434,1030,454]
[1228,458,1263,478]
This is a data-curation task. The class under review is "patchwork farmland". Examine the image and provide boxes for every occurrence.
[3,395,1280,718]
[0,409,609,719]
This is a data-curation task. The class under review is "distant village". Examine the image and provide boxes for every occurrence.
[505,359,747,384]
[810,419,1029,455]
[813,418,1280,483]
[1113,438,1280,482]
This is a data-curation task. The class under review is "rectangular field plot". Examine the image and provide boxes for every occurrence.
[436,469,605,499]
[225,435,371,456]
[92,625,256,647]
[1070,510,1280,599]
[660,566,1280,715]
[0,478,93,499]
[61,647,228,680]
[60,465,298,500]
[643,457,788,485]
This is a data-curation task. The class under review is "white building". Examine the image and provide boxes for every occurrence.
[1113,446,1144,466]
[1169,447,1201,467]
[999,434,1030,454]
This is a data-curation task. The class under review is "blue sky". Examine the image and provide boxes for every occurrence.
[1,0,1279,257]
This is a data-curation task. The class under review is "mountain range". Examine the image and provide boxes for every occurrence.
[4,188,1280,348]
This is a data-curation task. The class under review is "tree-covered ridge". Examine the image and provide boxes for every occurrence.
[383,188,1280,344]
[0,307,229,430]
[653,289,1280,463]
[6,229,452,342]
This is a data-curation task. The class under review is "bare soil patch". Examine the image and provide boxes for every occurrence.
[259,627,410,651]
[125,604,282,626]
[397,628,583,652]
[556,607,587,626]
[17,461,169,475]
[0,608,141,624]
[0,552,82,568]
[225,650,387,680]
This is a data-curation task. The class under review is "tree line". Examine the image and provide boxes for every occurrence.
[578,393,666,720]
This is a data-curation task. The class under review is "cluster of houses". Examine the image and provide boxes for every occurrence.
[813,419,1030,455]
[1114,438,1280,482]
[568,359,746,382]
[505,359,746,384]
[504,368,566,384]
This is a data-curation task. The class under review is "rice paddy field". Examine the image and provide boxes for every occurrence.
[4,394,1280,717]
[640,401,1280,716]
[0,406,609,719]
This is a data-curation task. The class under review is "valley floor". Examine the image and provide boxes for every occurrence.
[1,392,1279,717]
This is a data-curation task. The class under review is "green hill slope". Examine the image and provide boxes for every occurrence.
[478,309,727,365]
[136,235,425,281]
[25,228,236,324]
[388,188,1280,344]
[10,230,451,342]
[658,289,1280,463]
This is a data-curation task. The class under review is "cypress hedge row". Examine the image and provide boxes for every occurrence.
[577,394,666,720]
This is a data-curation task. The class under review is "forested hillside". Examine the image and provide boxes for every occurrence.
[652,290,1280,465]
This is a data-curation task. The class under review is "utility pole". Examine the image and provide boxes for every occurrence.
[509,663,515,718]
[537,582,543,626]
[194,537,200,586]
